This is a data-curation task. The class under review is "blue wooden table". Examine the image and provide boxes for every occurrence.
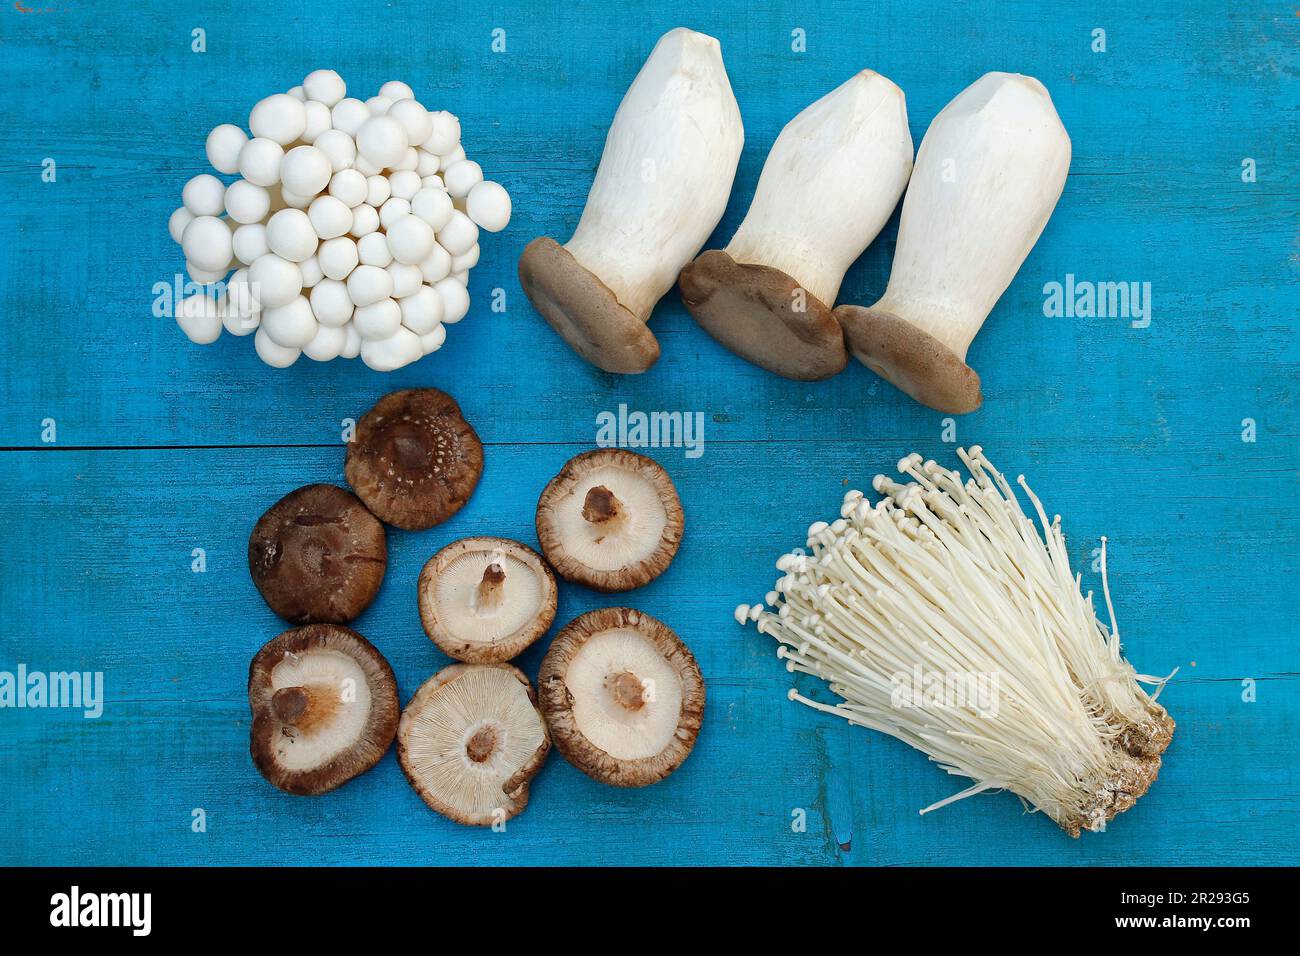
[1,0,1296,866]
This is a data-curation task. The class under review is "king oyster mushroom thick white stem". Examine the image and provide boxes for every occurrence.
[519,27,744,373]
[680,70,914,381]
[835,72,1071,413]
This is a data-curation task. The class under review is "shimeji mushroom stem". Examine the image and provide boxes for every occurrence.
[737,447,1174,837]
[519,28,744,373]
[681,70,914,380]
[835,73,1072,413]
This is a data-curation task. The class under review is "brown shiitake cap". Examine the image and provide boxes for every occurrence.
[418,536,558,663]
[518,237,661,374]
[835,304,983,414]
[539,607,704,788]
[397,663,550,826]
[248,624,400,796]
[679,250,849,381]
[344,388,484,531]
[535,448,683,593]
[248,483,387,624]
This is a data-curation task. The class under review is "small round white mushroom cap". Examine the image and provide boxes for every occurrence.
[249,93,308,145]
[397,663,550,826]
[466,181,511,233]
[248,624,400,796]
[538,607,704,787]
[205,124,249,174]
[418,537,558,663]
[535,449,685,592]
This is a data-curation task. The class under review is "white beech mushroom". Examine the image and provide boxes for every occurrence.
[834,73,1071,413]
[535,449,684,592]
[518,27,744,373]
[539,607,705,787]
[417,536,558,663]
[397,663,550,826]
[680,70,914,381]
[736,447,1174,836]
[248,624,400,796]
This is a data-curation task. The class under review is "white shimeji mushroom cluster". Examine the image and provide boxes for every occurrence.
[735,447,1175,836]
[167,70,512,370]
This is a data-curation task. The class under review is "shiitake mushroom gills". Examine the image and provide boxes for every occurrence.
[418,537,558,663]
[535,449,683,592]
[539,607,704,787]
[398,663,550,825]
[248,624,400,795]
[345,388,484,530]
[248,483,386,624]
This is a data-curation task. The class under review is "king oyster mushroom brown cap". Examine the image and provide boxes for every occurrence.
[397,663,550,826]
[418,537,558,663]
[535,449,684,592]
[539,607,705,787]
[344,388,484,531]
[248,484,387,624]
[248,624,400,796]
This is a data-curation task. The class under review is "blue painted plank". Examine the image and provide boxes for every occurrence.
[0,0,1297,866]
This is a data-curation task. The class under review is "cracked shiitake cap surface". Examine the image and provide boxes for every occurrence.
[248,624,400,796]
[418,536,558,663]
[397,663,550,826]
[344,388,484,530]
[248,483,387,624]
[539,607,704,787]
[535,449,683,592]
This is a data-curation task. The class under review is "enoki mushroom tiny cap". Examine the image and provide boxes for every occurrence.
[345,388,484,530]
[397,663,550,826]
[418,536,558,663]
[535,448,684,592]
[538,607,705,788]
[248,624,400,796]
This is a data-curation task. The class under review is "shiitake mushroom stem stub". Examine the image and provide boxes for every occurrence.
[582,485,622,524]
[474,562,507,614]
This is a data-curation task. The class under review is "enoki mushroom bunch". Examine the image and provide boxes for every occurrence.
[736,447,1174,836]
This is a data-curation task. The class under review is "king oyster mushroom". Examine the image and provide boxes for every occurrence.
[344,388,484,530]
[397,663,550,826]
[539,607,705,787]
[248,624,400,796]
[248,483,387,624]
[417,536,558,663]
[834,72,1071,413]
[535,449,684,592]
[518,27,744,373]
[680,70,913,380]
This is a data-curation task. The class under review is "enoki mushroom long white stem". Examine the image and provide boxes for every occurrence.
[736,447,1175,836]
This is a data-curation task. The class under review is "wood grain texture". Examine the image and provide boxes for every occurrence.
[0,0,1296,866]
